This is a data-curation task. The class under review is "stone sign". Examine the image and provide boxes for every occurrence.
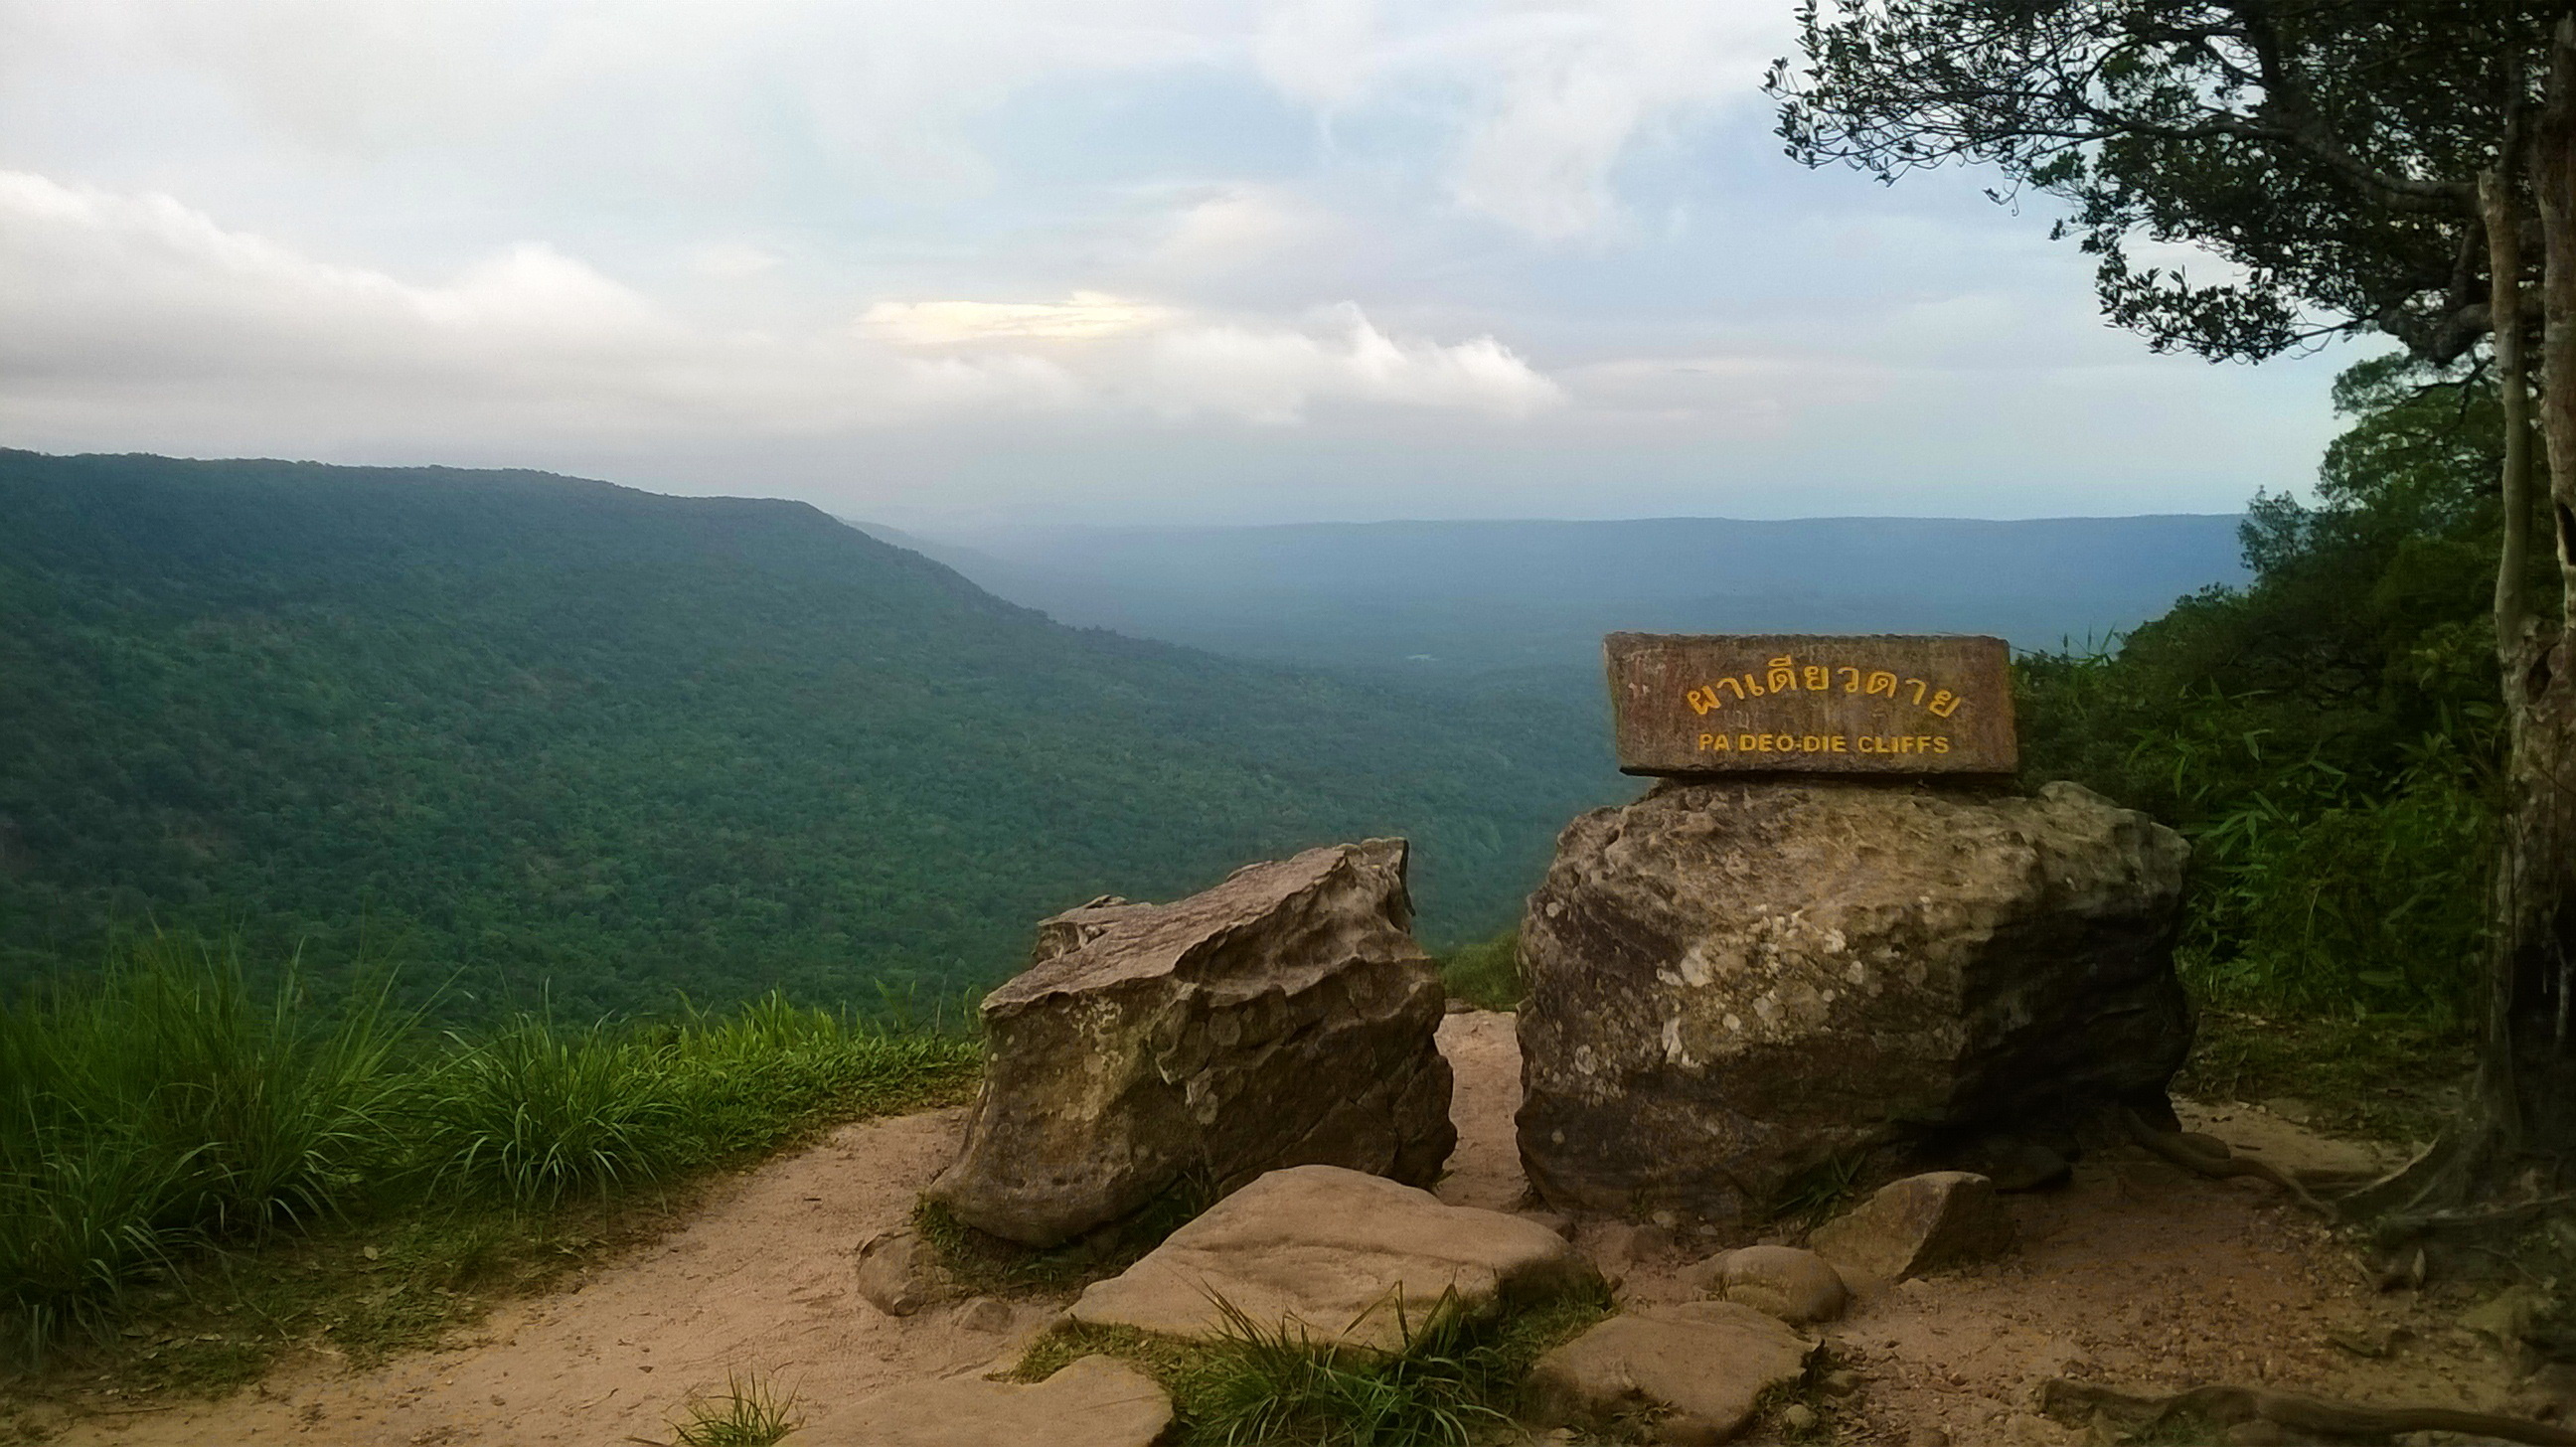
[1605,633,2016,776]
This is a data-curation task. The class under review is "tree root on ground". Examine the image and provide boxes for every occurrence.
[2120,1108,2334,1218]
[2039,1377,2576,1444]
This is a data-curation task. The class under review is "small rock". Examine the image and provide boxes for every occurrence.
[1683,1244,1848,1325]
[2464,1284,2546,1347]
[1523,1300,1817,1446]
[855,1227,944,1317]
[1809,1172,2012,1283]
[1592,1221,1675,1269]
[836,1356,1170,1447]
[1776,1401,1819,1432]
[953,1296,1014,1334]
[1903,1430,1950,1447]
[1816,1367,1861,1397]
[1070,1165,1594,1350]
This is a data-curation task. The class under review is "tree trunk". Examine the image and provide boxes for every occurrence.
[2482,16,2576,1200]
[2359,23,2576,1220]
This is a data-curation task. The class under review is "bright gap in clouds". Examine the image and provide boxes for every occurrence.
[0,0,2349,524]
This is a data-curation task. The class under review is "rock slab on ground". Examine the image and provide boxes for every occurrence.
[1070,1165,1594,1350]
[1683,1243,1849,1324]
[1809,1171,2013,1283]
[1517,778,2190,1219]
[929,838,1455,1247]
[827,1355,1171,1447]
[1523,1299,1817,1446]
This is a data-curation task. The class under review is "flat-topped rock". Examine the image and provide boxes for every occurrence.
[1523,1300,1817,1446]
[929,839,1455,1247]
[824,1356,1171,1447]
[1069,1165,1594,1351]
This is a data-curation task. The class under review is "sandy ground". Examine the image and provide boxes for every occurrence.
[29,1012,2530,1445]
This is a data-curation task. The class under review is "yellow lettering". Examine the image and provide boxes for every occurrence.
[1767,656,1798,693]
[1717,678,1745,702]
[1865,670,1896,698]
[1928,689,1961,719]
[1803,665,1830,692]
[1830,734,1849,751]
[1741,672,1766,698]
[1933,736,1951,754]
[1687,686,1720,716]
[1906,678,1929,706]
[1738,733,1757,750]
[1839,666,1860,694]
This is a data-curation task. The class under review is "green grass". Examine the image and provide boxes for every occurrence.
[666,1372,804,1446]
[2173,1004,2471,1145]
[0,933,978,1371]
[1014,1282,1614,1447]
[1436,931,1521,1013]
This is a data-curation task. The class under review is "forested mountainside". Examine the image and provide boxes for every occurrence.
[0,451,1621,1016]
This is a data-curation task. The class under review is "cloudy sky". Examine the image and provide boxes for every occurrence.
[0,0,2355,526]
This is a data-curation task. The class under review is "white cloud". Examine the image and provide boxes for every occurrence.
[862,292,1179,345]
[1154,187,1328,269]
[1251,0,1791,240]
[0,171,1559,441]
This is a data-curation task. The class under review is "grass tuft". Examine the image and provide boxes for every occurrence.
[1014,1280,1614,1447]
[667,1371,803,1447]
[1185,1289,1513,1447]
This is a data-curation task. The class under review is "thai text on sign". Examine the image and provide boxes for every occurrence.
[1605,633,2017,776]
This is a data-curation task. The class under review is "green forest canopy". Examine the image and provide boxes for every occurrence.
[0,450,1622,1018]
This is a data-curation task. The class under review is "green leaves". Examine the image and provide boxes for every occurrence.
[2017,358,2509,1027]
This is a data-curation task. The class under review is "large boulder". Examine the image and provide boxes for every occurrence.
[1070,1165,1595,1351]
[1518,779,2189,1221]
[928,840,1455,1247]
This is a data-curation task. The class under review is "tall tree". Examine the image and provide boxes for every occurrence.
[1769,0,2564,1211]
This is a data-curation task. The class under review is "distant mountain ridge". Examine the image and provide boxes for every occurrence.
[0,451,1618,1014]
[876,514,2249,676]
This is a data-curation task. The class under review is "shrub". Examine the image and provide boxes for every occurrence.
[1435,931,1521,1013]
[0,934,402,1351]
[0,940,975,1357]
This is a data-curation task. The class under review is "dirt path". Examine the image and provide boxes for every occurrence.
[35,1012,2527,1444]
